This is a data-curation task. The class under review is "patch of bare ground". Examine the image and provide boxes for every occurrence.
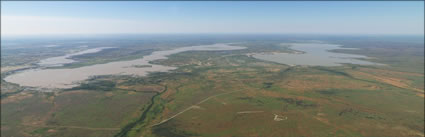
[416,93,424,98]
[105,92,114,97]
[237,111,264,114]
[1,92,33,104]
[42,97,58,124]
[59,90,89,95]
[359,68,423,77]
[265,68,282,72]
[191,105,204,110]
[392,126,425,137]
[117,85,164,92]
[314,116,330,125]
[279,74,378,92]
[349,70,424,94]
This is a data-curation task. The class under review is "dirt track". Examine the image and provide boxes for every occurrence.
[151,90,240,127]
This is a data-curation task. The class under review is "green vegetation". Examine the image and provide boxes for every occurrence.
[132,65,152,68]
[114,86,166,137]
[1,36,423,137]
[69,80,116,91]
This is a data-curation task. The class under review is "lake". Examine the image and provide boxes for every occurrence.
[252,43,381,66]
[38,47,114,67]
[4,43,246,89]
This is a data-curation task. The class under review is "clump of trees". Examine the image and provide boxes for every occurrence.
[71,80,116,91]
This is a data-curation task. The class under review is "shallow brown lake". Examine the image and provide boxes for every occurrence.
[4,43,246,89]
[252,43,381,66]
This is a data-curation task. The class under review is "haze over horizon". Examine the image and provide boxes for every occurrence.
[1,1,424,36]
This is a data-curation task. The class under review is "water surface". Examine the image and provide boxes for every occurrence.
[38,47,114,67]
[5,43,245,89]
[252,43,380,66]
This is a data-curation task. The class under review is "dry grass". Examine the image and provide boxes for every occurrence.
[358,68,423,77]
[349,70,424,93]
[1,92,33,104]
[117,85,164,92]
[278,74,379,92]
[1,65,30,73]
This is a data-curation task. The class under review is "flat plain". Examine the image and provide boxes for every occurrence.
[1,35,424,137]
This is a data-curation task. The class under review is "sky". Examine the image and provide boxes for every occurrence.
[1,1,424,36]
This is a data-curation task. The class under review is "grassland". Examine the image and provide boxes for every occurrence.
[109,41,423,137]
[1,36,423,137]
[140,52,423,137]
[1,77,158,137]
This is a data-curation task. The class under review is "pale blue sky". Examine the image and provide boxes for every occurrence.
[1,1,424,35]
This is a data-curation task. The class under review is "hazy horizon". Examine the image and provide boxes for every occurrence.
[1,1,424,36]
